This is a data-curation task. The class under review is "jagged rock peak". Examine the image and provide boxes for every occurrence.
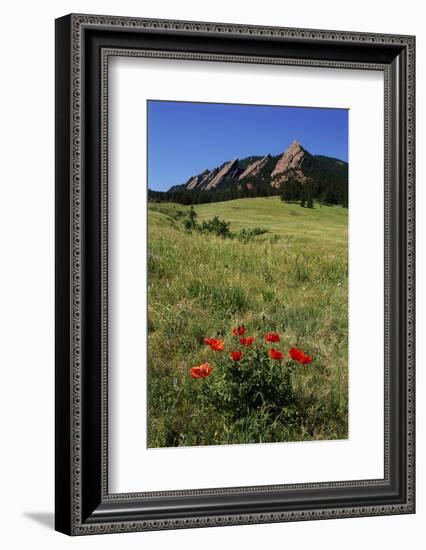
[238,155,270,181]
[203,158,239,190]
[271,140,306,178]
[186,175,200,190]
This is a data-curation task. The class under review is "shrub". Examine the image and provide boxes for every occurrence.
[183,218,194,231]
[236,227,268,242]
[198,216,232,238]
[182,206,198,231]
[182,210,267,243]
[192,327,313,420]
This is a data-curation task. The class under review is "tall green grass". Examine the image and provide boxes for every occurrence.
[147,197,348,447]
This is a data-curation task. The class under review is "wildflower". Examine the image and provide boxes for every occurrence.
[230,351,243,361]
[232,326,246,337]
[239,336,254,346]
[289,347,304,362]
[204,337,225,351]
[289,347,312,364]
[268,348,284,360]
[265,332,280,343]
[190,363,213,379]
[300,353,313,365]
[209,339,225,351]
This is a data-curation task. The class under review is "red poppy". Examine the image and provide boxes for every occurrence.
[232,326,246,337]
[239,336,254,346]
[289,347,304,362]
[289,347,312,364]
[209,339,225,351]
[300,353,313,365]
[230,350,243,361]
[265,332,280,343]
[190,363,213,379]
[269,348,284,360]
[204,337,225,351]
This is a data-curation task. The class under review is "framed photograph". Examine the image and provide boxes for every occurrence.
[55,14,415,535]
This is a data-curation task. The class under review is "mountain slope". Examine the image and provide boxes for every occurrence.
[168,140,345,191]
[152,140,347,206]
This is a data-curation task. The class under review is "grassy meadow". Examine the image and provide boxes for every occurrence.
[147,197,348,447]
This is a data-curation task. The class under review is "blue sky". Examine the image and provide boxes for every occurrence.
[147,100,348,191]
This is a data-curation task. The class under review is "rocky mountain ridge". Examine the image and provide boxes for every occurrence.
[168,140,344,194]
[152,140,348,207]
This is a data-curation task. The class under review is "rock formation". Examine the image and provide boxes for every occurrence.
[166,140,346,197]
[271,140,306,177]
[238,155,270,180]
[203,158,239,190]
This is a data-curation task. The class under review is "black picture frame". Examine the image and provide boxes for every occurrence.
[55,13,415,536]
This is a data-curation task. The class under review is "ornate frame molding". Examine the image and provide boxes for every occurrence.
[55,13,415,536]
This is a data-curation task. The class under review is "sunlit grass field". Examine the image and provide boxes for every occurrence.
[147,197,348,447]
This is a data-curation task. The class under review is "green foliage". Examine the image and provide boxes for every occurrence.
[188,205,197,225]
[236,227,268,242]
[182,206,198,231]
[304,180,314,209]
[280,176,303,203]
[198,215,232,238]
[204,344,296,420]
[182,218,193,231]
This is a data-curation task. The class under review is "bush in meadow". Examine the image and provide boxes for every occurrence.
[190,327,313,420]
